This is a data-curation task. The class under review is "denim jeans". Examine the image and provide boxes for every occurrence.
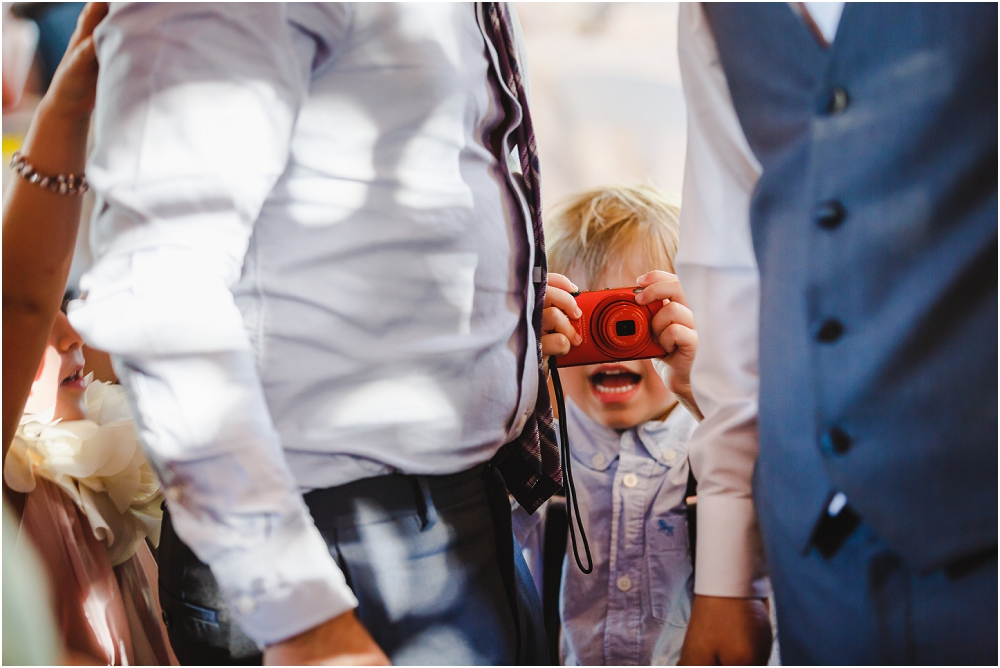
[159,462,547,665]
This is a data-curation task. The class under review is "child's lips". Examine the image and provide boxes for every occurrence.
[589,365,643,404]
[60,368,87,390]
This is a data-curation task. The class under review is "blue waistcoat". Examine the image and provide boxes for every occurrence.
[703,3,997,571]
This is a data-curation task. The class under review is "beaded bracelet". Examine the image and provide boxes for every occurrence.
[9,151,89,195]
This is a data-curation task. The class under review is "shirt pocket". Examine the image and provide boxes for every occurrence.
[647,506,694,627]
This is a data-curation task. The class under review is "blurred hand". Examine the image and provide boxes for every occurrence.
[541,272,583,362]
[43,2,108,121]
[679,595,772,665]
[263,611,390,666]
[635,271,702,419]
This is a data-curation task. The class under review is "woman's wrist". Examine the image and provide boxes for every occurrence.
[18,101,91,176]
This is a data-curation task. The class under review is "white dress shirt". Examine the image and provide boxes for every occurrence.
[674,2,842,598]
[69,2,538,645]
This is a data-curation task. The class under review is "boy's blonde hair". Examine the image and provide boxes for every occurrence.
[545,184,681,290]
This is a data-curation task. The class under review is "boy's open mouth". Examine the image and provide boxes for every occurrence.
[589,366,642,402]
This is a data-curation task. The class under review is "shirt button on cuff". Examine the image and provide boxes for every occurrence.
[616,574,633,592]
[622,473,638,488]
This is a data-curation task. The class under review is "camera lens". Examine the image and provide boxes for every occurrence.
[615,320,636,337]
[591,296,650,359]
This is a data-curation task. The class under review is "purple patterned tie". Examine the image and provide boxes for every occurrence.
[484,2,562,513]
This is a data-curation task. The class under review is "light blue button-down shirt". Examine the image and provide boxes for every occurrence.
[515,398,697,665]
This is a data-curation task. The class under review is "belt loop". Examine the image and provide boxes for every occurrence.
[411,476,438,531]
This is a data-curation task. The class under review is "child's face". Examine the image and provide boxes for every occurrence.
[560,260,676,431]
[24,312,88,421]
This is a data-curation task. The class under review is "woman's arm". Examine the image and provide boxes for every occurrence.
[2,2,107,456]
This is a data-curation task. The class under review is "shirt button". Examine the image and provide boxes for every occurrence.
[591,453,606,468]
[622,473,639,489]
[166,487,183,504]
[822,427,852,455]
[235,595,257,616]
[616,574,633,592]
[661,449,677,463]
[827,86,849,114]
[812,200,845,229]
[816,319,844,343]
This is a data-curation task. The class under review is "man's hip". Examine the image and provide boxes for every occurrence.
[159,461,547,665]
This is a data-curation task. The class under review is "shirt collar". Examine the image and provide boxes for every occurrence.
[636,404,697,464]
[564,398,621,471]
[563,397,699,472]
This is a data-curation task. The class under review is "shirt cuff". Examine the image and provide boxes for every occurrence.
[693,495,771,599]
[210,514,359,647]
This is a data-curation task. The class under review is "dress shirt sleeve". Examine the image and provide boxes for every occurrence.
[67,3,358,645]
[673,3,770,599]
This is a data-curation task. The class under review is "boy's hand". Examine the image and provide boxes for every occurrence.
[541,273,583,361]
[635,271,702,420]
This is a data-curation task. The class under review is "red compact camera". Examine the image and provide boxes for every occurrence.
[557,287,666,367]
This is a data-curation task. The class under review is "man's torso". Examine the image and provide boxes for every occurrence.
[232,4,537,490]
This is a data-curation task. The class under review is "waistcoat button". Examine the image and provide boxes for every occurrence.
[816,319,844,343]
[813,200,845,229]
[822,427,852,455]
[827,86,850,114]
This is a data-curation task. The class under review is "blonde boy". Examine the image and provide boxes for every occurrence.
[521,184,700,665]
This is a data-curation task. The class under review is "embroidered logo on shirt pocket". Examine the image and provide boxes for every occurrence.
[647,509,693,626]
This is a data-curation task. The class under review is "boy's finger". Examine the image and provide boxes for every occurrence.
[544,286,582,319]
[635,276,687,306]
[543,306,582,346]
[541,333,572,358]
[659,323,698,359]
[636,270,677,287]
[547,272,579,294]
[651,301,696,334]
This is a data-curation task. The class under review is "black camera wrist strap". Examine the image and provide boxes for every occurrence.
[548,357,594,574]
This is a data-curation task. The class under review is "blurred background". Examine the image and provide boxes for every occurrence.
[516,3,686,210]
[2,2,686,284]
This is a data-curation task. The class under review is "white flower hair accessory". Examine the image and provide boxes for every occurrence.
[5,378,163,566]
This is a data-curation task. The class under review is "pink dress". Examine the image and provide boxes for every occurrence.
[7,380,177,665]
